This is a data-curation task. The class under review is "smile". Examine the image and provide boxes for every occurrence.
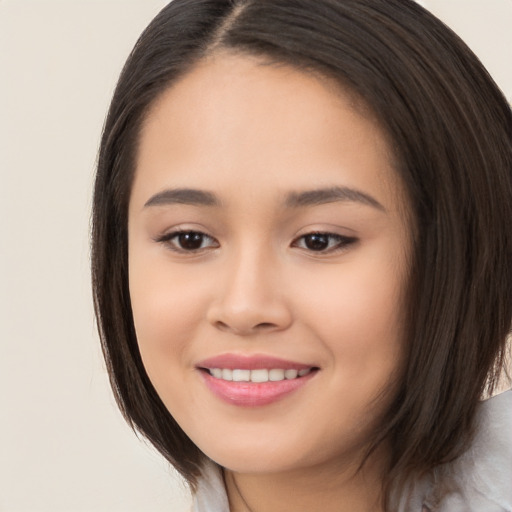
[197,354,319,406]
[207,367,314,382]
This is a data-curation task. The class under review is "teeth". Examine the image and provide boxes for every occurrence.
[208,368,313,382]
[284,369,298,379]
[211,368,223,379]
[251,369,269,383]
[221,369,233,381]
[232,369,251,382]
[269,369,285,381]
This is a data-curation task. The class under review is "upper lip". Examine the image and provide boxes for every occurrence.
[196,353,316,371]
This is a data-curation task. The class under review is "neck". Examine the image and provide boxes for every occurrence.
[223,450,387,512]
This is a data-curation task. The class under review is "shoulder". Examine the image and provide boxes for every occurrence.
[427,390,512,512]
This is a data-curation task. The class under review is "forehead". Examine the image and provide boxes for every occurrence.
[133,52,404,213]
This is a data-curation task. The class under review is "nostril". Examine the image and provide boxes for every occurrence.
[212,320,279,335]
[214,321,231,332]
[255,322,278,330]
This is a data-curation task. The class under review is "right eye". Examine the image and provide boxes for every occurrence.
[157,230,219,253]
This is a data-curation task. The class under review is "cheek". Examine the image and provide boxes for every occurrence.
[128,256,209,373]
[293,250,407,377]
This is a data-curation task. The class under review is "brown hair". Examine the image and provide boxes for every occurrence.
[92,0,512,508]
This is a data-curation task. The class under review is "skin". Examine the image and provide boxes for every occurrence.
[128,52,412,512]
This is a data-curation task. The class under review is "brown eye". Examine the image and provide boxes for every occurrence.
[158,230,218,252]
[294,232,357,253]
[303,233,330,251]
[177,232,206,250]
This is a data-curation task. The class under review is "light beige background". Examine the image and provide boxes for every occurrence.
[1,1,511,511]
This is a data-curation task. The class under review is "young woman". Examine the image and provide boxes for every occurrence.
[91,1,512,510]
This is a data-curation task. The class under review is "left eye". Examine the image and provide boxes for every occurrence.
[293,232,357,252]
[158,230,219,252]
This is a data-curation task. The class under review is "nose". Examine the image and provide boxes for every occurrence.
[206,249,293,336]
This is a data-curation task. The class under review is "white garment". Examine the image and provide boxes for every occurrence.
[192,461,230,512]
[192,390,512,512]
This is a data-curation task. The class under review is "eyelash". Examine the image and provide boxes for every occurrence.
[156,230,357,255]
[292,232,357,253]
[156,230,219,253]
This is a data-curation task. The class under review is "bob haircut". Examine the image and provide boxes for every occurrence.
[92,0,512,506]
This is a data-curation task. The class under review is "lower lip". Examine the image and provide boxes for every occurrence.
[200,370,317,407]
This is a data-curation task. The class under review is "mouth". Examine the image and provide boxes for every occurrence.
[202,367,316,382]
[196,354,320,407]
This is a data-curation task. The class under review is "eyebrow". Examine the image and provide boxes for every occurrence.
[144,188,220,208]
[285,186,385,211]
[143,185,384,211]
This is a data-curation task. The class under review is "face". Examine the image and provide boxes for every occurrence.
[128,53,411,476]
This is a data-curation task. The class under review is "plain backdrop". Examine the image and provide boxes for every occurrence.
[1,1,511,511]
